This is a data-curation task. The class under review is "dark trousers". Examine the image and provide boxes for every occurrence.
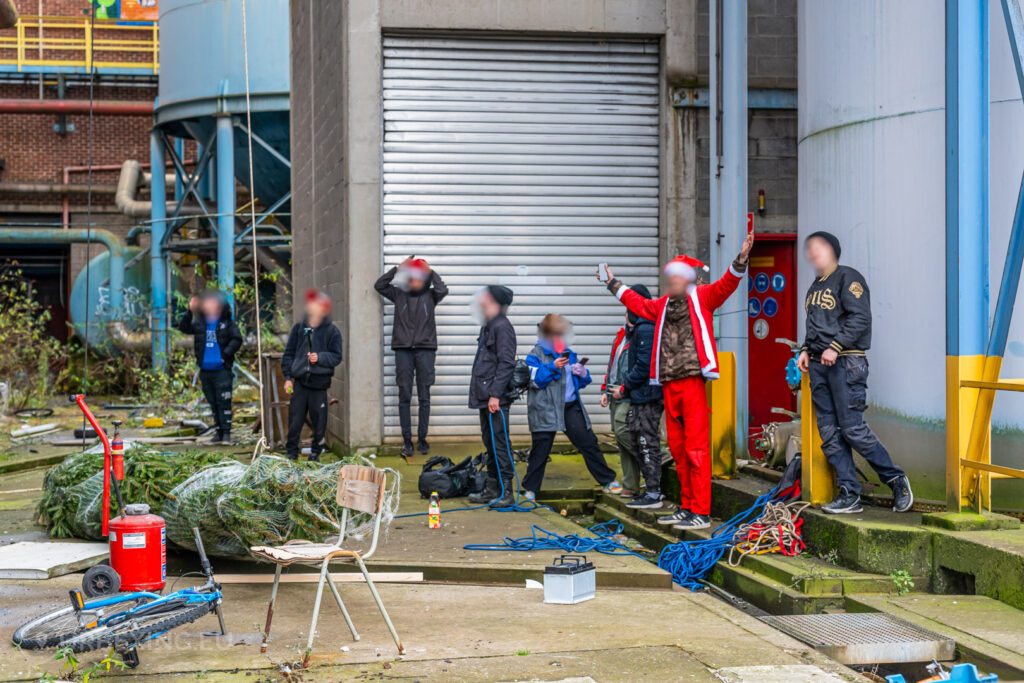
[809,355,904,496]
[286,382,328,459]
[523,401,617,493]
[627,400,664,492]
[479,406,515,486]
[395,348,435,443]
[199,368,233,436]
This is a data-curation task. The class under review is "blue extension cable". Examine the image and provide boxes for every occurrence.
[394,408,642,559]
[656,485,783,590]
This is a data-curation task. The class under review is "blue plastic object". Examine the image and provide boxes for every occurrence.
[785,356,801,387]
[886,663,998,683]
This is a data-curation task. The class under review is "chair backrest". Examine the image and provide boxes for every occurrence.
[336,464,387,515]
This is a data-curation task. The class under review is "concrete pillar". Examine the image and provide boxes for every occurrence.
[216,115,236,305]
[149,131,168,370]
[711,0,750,455]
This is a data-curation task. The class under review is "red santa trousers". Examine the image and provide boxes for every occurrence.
[661,376,711,516]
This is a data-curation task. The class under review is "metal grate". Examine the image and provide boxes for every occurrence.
[761,613,956,665]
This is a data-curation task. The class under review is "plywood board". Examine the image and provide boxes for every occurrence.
[0,541,109,579]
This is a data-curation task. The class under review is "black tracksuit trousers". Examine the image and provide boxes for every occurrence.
[286,382,328,460]
[200,368,233,437]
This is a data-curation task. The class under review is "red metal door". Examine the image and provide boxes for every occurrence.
[747,234,798,445]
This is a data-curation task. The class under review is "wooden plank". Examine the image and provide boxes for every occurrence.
[214,572,423,584]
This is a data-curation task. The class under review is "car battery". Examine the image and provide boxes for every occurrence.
[543,554,595,604]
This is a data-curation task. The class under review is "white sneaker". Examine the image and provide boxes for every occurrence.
[523,490,536,502]
[602,481,623,495]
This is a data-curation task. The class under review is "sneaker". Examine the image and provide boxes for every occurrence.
[673,513,711,530]
[626,491,664,509]
[602,481,623,495]
[400,441,414,458]
[889,475,914,513]
[213,433,232,446]
[822,486,863,514]
[617,489,637,499]
[417,439,430,455]
[307,454,321,463]
[523,490,536,502]
[657,509,691,525]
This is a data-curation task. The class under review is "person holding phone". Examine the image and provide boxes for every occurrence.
[598,234,753,530]
[281,289,343,462]
[521,314,620,498]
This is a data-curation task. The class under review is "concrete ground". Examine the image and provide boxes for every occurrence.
[0,432,871,681]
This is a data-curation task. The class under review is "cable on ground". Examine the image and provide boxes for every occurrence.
[727,500,810,566]
[463,519,644,558]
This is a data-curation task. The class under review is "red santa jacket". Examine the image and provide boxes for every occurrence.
[600,326,628,392]
[614,265,744,382]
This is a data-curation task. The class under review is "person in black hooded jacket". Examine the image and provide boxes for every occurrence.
[375,257,448,457]
[281,289,344,461]
[177,291,243,444]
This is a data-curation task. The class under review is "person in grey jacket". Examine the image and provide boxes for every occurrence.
[375,257,449,457]
[521,314,620,499]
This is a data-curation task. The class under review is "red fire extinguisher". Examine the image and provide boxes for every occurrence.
[71,396,167,597]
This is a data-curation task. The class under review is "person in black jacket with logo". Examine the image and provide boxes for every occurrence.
[797,231,913,514]
[611,284,666,510]
[281,289,344,462]
[375,257,449,457]
[466,285,518,507]
[177,291,243,444]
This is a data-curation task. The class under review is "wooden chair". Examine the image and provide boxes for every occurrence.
[250,464,404,656]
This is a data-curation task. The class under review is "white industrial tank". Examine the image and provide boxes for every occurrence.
[799,0,1024,508]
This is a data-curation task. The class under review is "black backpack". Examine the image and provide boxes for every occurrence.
[503,358,531,402]
[417,455,488,499]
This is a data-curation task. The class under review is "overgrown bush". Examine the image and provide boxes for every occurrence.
[0,269,68,411]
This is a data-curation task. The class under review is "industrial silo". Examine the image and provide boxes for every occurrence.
[799,0,1024,510]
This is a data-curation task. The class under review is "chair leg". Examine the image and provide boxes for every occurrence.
[356,557,405,655]
[260,564,283,653]
[326,572,360,641]
[306,560,330,655]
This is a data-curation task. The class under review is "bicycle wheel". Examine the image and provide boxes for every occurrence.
[12,594,153,650]
[58,599,216,654]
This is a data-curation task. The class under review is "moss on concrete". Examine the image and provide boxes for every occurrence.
[932,530,1024,610]
[922,511,1021,531]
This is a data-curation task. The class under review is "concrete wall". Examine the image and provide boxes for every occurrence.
[290,0,797,447]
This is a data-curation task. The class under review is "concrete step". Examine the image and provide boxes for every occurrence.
[846,593,1024,680]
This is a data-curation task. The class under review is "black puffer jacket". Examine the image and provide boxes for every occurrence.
[176,306,243,370]
[468,314,517,410]
[281,317,344,390]
[374,267,449,349]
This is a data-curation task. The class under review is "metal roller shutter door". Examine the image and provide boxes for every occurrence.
[381,35,661,439]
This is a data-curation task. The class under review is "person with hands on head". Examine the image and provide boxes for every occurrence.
[599,232,754,530]
[177,290,243,445]
[466,285,518,508]
[281,288,343,462]
[521,314,620,500]
[375,256,449,457]
[797,231,913,514]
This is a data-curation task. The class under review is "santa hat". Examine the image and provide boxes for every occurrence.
[664,255,710,280]
[403,258,430,281]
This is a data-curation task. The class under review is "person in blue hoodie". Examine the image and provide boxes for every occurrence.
[521,313,620,498]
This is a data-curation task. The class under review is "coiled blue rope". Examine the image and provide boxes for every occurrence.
[463,519,645,559]
[657,486,782,589]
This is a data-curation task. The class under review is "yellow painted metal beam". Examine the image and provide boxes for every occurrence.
[959,458,1024,479]
[800,371,834,504]
[960,378,1024,391]
[708,351,736,478]
[946,355,989,512]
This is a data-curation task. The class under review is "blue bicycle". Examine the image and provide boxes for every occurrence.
[13,529,225,668]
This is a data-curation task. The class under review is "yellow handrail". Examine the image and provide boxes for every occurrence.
[0,15,158,74]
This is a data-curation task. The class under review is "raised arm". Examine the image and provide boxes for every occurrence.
[374,267,400,302]
[430,269,449,304]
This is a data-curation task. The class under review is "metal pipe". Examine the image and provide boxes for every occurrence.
[0,182,116,194]
[0,227,124,315]
[150,132,169,371]
[115,160,185,218]
[216,115,236,304]
[0,98,152,116]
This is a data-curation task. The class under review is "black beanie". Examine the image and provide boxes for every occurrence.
[630,283,652,299]
[486,284,514,306]
[806,231,841,260]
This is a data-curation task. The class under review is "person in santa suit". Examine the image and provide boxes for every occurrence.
[598,233,754,530]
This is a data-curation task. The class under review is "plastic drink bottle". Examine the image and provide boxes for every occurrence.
[428,492,441,529]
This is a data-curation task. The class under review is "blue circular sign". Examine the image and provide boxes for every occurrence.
[763,296,779,317]
[754,272,770,293]
[748,275,754,292]
[748,297,761,317]
[771,273,786,292]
